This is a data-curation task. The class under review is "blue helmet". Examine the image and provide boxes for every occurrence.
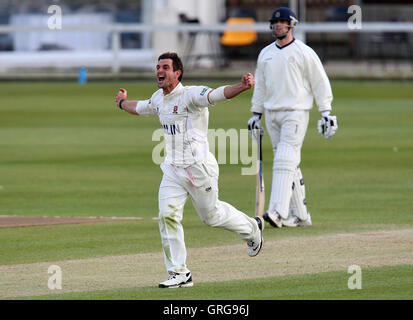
[269,7,298,27]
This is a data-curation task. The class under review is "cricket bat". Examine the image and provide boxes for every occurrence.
[255,133,265,217]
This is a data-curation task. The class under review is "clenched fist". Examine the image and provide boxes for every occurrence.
[116,88,127,109]
[241,73,254,90]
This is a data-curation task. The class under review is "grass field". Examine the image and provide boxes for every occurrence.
[0,80,412,301]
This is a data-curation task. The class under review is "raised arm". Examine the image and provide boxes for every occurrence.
[223,73,255,99]
[115,88,139,115]
[207,73,254,104]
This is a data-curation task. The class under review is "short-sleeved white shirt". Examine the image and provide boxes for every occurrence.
[136,83,213,167]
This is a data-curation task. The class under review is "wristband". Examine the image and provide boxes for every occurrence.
[119,99,125,110]
[321,110,330,117]
[253,112,262,119]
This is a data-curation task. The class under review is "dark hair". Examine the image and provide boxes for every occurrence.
[158,52,184,81]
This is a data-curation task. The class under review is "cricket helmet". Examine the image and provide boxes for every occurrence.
[269,7,298,28]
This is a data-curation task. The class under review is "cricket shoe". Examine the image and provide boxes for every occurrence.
[281,215,299,227]
[282,213,312,227]
[263,211,283,228]
[297,212,312,227]
[247,216,264,257]
[158,272,193,288]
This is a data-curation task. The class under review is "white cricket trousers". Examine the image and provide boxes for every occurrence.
[158,152,259,274]
[265,110,309,219]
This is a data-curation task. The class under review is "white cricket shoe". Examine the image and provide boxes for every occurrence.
[297,212,312,227]
[263,211,283,228]
[282,212,312,227]
[247,216,264,257]
[159,272,193,288]
[282,215,299,227]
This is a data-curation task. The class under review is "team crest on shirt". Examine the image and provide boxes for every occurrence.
[172,105,178,114]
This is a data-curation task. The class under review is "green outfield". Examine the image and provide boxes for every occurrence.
[0,80,412,300]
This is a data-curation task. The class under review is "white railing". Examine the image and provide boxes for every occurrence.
[1,22,412,73]
[2,22,413,33]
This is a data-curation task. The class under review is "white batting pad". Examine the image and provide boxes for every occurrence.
[273,142,300,171]
[269,170,295,219]
[290,167,308,221]
[268,142,300,219]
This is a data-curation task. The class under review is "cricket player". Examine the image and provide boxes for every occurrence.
[115,52,263,288]
[247,7,338,228]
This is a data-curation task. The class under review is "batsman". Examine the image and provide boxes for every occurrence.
[248,7,338,228]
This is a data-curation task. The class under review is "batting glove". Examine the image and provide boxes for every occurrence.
[317,114,338,139]
[248,113,264,141]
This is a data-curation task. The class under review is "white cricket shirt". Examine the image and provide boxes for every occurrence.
[136,83,213,167]
[251,39,333,114]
